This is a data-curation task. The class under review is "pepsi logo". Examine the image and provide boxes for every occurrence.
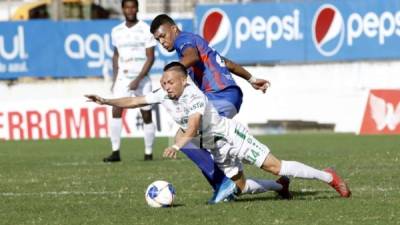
[312,4,344,57]
[199,8,232,56]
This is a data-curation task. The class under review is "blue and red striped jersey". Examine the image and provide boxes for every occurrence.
[173,31,238,93]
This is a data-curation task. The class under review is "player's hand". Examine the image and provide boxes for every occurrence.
[129,78,141,91]
[163,146,178,159]
[251,79,271,93]
[85,94,106,105]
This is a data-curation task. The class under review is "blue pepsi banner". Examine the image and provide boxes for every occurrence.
[195,0,400,63]
[0,19,193,79]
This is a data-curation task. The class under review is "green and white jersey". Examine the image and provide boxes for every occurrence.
[111,21,156,77]
[145,82,271,174]
[144,83,228,144]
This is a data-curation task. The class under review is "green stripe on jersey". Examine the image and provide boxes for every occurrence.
[234,128,246,140]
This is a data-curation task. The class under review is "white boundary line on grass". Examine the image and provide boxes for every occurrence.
[0,191,133,197]
[1,187,397,197]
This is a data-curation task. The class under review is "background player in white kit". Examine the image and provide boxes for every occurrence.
[86,62,351,202]
[104,0,156,162]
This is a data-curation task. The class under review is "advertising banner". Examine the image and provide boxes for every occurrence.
[0,98,178,140]
[360,89,400,134]
[195,0,400,63]
[0,19,193,79]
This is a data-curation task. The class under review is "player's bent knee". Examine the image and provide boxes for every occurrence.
[262,164,280,175]
[112,107,123,118]
[261,154,282,175]
[140,110,153,123]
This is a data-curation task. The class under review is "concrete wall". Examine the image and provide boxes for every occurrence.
[1,60,399,140]
[236,60,400,133]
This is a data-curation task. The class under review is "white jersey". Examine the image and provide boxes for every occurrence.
[145,83,229,146]
[111,21,156,78]
[145,83,271,176]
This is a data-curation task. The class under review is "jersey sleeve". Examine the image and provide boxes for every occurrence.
[144,88,164,104]
[174,35,196,55]
[145,32,157,48]
[143,23,157,48]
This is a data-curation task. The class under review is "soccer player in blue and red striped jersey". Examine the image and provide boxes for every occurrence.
[150,14,273,204]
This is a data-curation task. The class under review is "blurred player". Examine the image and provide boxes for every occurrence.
[85,62,351,203]
[104,0,156,162]
[149,14,271,203]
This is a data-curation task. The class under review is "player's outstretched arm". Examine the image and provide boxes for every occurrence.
[85,95,150,109]
[163,113,202,159]
[222,56,271,93]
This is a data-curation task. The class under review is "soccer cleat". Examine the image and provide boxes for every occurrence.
[103,151,121,163]
[208,177,237,204]
[275,176,293,199]
[144,154,153,161]
[223,186,241,202]
[324,167,351,198]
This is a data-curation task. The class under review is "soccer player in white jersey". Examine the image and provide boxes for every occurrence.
[86,62,351,202]
[104,0,156,162]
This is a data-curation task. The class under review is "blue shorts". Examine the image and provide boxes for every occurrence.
[206,86,243,119]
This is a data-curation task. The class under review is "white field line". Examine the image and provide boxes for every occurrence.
[51,162,104,166]
[1,187,397,197]
[0,191,133,197]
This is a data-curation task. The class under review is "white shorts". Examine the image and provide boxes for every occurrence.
[113,75,152,111]
[210,120,270,178]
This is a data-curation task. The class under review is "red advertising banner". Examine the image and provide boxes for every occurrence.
[0,104,169,141]
[360,90,400,134]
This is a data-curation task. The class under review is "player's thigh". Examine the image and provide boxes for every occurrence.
[229,121,271,168]
[112,77,132,117]
[212,143,244,179]
[113,77,132,98]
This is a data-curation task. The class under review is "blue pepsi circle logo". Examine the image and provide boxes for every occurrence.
[312,4,345,57]
[199,8,232,56]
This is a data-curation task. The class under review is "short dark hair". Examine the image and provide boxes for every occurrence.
[121,0,138,8]
[150,14,176,34]
[163,61,187,76]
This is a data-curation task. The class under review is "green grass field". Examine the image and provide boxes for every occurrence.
[1,134,399,225]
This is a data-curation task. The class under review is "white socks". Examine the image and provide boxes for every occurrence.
[143,123,155,155]
[279,160,333,183]
[242,178,282,195]
[110,118,155,154]
[110,118,122,151]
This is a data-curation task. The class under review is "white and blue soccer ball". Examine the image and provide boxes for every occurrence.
[145,180,176,208]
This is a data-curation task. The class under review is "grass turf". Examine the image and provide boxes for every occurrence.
[0,134,399,225]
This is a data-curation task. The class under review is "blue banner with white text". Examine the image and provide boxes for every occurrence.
[0,19,193,79]
[195,0,400,64]
[2,0,400,79]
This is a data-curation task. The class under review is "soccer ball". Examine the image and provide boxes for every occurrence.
[145,180,176,208]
